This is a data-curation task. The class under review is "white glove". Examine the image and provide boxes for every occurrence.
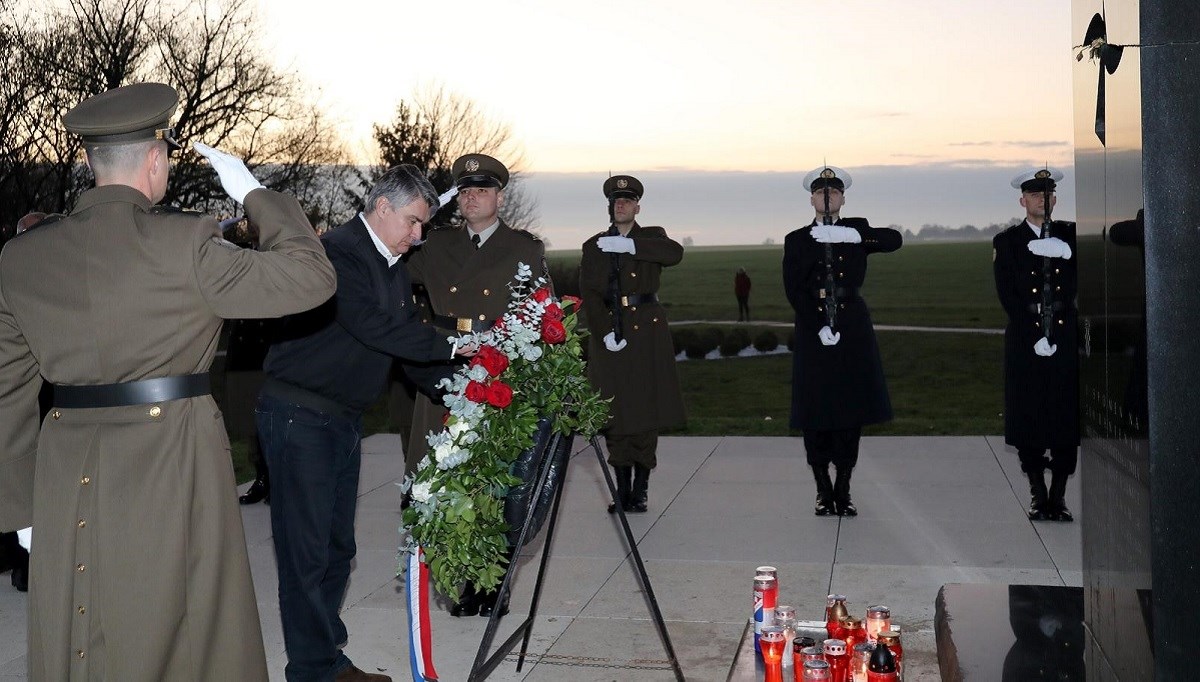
[1027,237,1072,259]
[437,186,458,209]
[603,331,627,352]
[194,142,264,204]
[1033,337,1058,356]
[17,526,31,551]
[598,236,636,254]
[812,225,861,244]
[818,326,841,346]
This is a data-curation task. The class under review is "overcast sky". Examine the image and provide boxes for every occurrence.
[256,0,1077,243]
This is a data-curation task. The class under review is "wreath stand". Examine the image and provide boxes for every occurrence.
[466,434,684,681]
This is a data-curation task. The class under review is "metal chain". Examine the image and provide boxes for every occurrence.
[504,651,674,671]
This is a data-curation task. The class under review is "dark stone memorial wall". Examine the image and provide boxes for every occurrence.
[1072,0,1200,678]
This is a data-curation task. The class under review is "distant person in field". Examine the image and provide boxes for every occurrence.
[993,167,1079,522]
[735,267,751,321]
[783,165,902,517]
[580,174,686,516]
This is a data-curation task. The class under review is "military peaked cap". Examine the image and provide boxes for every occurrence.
[1011,167,1064,193]
[63,82,181,150]
[803,165,852,192]
[453,153,509,189]
[603,175,643,201]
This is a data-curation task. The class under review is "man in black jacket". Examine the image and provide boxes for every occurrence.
[993,167,1078,522]
[257,165,470,682]
[783,166,902,517]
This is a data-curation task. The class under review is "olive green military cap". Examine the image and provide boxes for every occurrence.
[603,175,643,201]
[63,82,181,150]
[453,153,509,189]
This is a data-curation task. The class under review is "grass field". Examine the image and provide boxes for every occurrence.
[226,241,1010,482]
[549,240,1006,328]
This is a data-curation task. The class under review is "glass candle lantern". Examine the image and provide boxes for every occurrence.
[864,605,891,642]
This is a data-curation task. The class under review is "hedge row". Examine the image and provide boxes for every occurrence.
[671,327,793,359]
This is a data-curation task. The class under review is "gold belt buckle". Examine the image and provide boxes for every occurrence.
[620,295,629,307]
[456,318,472,333]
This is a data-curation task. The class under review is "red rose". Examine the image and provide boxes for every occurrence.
[486,381,513,408]
[465,380,488,403]
[532,287,551,303]
[542,302,564,322]
[561,295,582,309]
[470,345,509,377]
[492,318,506,332]
[541,319,566,344]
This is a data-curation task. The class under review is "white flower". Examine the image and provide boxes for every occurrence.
[411,481,433,503]
[520,344,543,362]
[466,364,490,382]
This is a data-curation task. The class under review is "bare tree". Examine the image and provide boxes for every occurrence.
[0,0,351,238]
[372,84,540,235]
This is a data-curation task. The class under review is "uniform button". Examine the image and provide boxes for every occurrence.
[630,306,637,313]
[839,256,845,261]
[449,286,458,293]
[77,564,86,572]
[838,272,844,277]
[149,406,161,418]
[1031,288,1038,293]
[1058,319,1064,325]
[1055,268,1061,274]
[483,289,490,296]
[52,410,62,420]
[78,519,86,528]
[633,325,639,330]
[1056,286,1061,291]
[630,272,637,277]
[653,317,659,323]
[478,314,486,321]
[78,606,86,615]
[78,650,85,659]
[81,476,91,485]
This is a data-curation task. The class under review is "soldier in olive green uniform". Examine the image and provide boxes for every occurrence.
[404,153,546,618]
[0,83,336,681]
[580,175,686,515]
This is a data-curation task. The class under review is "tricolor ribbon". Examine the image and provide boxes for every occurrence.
[406,548,438,681]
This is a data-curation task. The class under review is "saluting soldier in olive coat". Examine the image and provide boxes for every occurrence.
[783,166,902,517]
[0,83,336,681]
[580,175,686,515]
[993,167,1079,522]
[404,153,546,619]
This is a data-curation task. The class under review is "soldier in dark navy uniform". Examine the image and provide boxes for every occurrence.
[993,167,1079,522]
[783,166,902,517]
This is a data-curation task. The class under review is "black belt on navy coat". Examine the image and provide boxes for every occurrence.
[1026,301,1068,314]
[52,373,211,409]
[430,314,495,334]
[604,293,658,308]
[815,287,860,299]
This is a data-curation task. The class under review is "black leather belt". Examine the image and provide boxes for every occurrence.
[53,373,211,409]
[816,287,860,299]
[1027,301,1068,314]
[604,293,658,308]
[431,314,495,334]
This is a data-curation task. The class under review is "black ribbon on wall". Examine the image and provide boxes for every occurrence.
[1078,13,1125,146]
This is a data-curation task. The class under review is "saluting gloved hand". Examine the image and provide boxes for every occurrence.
[194,142,264,204]
[16,526,31,551]
[812,225,862,244]
[603,331,627,352]
[818,325,841,346]
[1033,337,1058,357]
[437,186,459,209]
[598,236,636,254]
[1027,237,1072,259]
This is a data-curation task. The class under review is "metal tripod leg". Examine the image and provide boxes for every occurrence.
[591,435,685,682]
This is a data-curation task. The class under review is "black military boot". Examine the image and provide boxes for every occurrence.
[607,465,633,514]
[450,582,481,617]
[239,455,270,505]
[628,466,650,513]
[812,465,836,516]
[1026,470,1050,521]
[1047,471,1073,522]
[833,467,857,517]
[10,545,28,592]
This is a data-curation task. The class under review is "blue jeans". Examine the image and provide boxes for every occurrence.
[256,392,363,682]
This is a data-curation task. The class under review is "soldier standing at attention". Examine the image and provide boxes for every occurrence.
[993,167,1079,522]
[404,153,546,619]
[783,166,902,517]
[0,82,336,681]
[580,175,686,516]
